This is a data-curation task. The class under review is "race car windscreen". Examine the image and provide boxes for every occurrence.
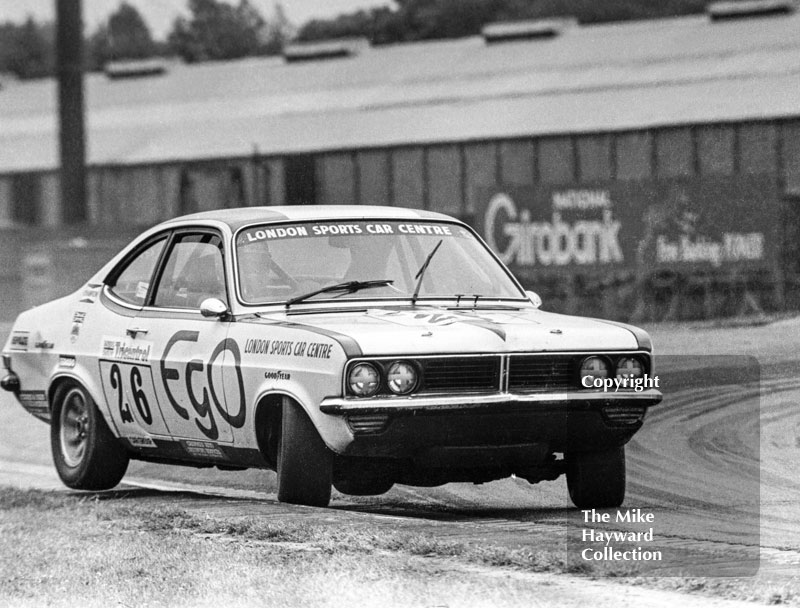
[235,220,526,304]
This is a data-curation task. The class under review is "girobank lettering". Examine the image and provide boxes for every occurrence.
[484,192,624,267]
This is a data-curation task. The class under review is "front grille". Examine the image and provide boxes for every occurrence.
[344,352,651,398]
[419,356,501,393]
[508,355,576,392]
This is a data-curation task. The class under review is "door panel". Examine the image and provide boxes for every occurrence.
[143,318,235,443]
[95,236,172,445]
[132,230,239,444]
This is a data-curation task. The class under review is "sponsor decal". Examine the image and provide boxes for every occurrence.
[264,370,291,381]
[374,310,507,341]
[251,318,363,358]
[135,281,149,300]
[306,342,333,359]
[161,332,246,441]
[19,390,48,416]
[80,284,101,304]
[58,355,77,368]
[71,311,87,343]
[9,332,30,351]
[101,336,152,363]
[245,225,309,242]
[125,435,157,449]
[244,338,270,354]
[34,339,54,350]
[244,337,333,359]
[238,221,464,245]
[181,439,227,460]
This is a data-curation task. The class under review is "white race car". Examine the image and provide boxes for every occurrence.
[2,206,661,507]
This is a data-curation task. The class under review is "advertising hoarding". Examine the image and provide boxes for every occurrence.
[477,176,780,284]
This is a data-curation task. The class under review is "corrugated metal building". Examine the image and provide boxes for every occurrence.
[1,6,799,319]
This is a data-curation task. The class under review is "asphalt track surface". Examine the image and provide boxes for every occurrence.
[2,319,800,593]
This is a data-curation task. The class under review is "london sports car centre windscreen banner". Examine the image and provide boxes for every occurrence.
[477,175,781,284]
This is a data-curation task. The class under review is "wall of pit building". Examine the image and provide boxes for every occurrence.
[1,119,800,322]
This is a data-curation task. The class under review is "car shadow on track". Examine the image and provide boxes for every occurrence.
[62,487,225,502]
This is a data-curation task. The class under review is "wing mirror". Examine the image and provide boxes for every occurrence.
[200,297,230,319]
[525,290,542,309]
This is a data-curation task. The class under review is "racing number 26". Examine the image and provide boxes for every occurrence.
[109,363,153,425]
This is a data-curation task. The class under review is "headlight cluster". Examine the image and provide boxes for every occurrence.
[579,355,648,387]
[347,360,419,397]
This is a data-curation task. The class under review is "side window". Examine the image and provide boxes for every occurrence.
[107,238,167,306]
[153,233,227,309]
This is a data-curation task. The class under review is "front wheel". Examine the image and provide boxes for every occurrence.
[276,400,332,507]
[566,446,626,509]
[50,383,129,490]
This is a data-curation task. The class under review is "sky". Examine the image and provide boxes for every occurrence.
[0,0,395,38]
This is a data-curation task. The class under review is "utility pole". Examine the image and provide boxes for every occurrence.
[56,0,87,224]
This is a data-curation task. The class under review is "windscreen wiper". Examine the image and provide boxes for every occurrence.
[285,280,393,309]
[411,239,442,305]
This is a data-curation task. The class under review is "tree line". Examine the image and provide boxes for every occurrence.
[296,0,708,44]
[0,0,292,80]
[1,0,709,81]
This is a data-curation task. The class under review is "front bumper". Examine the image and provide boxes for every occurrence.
[320,388,662,414]
[321,389,662,460]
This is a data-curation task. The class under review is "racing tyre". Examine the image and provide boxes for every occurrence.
[277,401,332,507]
[566,446,625,509]
[50,383,129,490]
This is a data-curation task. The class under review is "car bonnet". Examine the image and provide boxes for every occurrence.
[245,307,642,356]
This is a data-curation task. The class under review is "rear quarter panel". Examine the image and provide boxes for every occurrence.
[2,284,116,426]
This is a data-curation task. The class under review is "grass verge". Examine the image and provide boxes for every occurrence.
[0,487,574,608]
[1,488,798,607]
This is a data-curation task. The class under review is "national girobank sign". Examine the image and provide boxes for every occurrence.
[477,176,779,278]
[484,189,624,267]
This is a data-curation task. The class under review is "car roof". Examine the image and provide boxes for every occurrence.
[159,205,459,232]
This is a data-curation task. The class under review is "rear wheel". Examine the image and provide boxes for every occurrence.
[276,400,332,507]
[566,446,626,509]
[50,383,129,490]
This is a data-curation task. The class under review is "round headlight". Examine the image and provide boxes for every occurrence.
[580,356,610,385]
[386,360,418,395]
[348,362,381,397]
[616,357,644,380]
